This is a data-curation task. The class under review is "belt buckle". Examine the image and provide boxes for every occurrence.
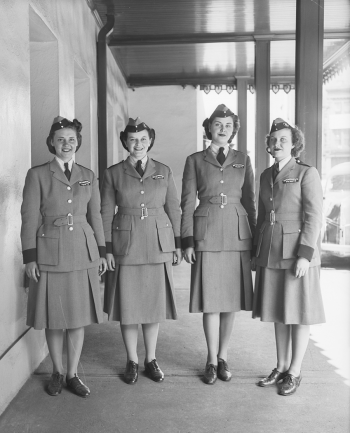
[220,193,227,206]
[270,210,275,225]
[67,213,73,226]
[141,207,148,220]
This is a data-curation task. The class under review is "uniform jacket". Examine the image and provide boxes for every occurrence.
[21,159,105,272]
[181,148,256,251]
[101,158,181,265]
[254,158,323,269]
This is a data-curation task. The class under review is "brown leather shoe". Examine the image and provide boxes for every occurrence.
[144,359,164,382]
[47,372,64,396]
[66,375,90,398]
[203,364,217,385]
[217,358,232,381]
[278,373,302,396]
[124,360,138,385]
[257,368,289,387]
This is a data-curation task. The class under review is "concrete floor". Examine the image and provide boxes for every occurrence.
[0,263,349,433]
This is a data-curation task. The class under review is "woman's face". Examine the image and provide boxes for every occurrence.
[126,130,150,160]
[209,116,234,146]
[268,128,294,162]
[51,127,78,162]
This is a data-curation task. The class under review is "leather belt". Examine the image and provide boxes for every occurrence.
[199,195,241,205]
[43,214,87,226]
[117,206,165,220]
[265,211,303,225]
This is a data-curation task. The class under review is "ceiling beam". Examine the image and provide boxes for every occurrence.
[109,30,350,46]
[127,75,238,87]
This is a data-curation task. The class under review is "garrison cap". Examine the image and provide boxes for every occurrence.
[124,117,151,133]
[270,118,293,134]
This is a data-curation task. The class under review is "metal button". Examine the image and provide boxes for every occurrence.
[116,227,119,229]
[140,179,143,182]
[166,223,169,226]
[69,227,73,231]
[220,205,224,209]
[140,190,144,194]
[141,203,145,207]
[141,216,144,220]
[270,198,273,201]
[220,168,224,172]
[67,199,72,203]
[298,229,301,232]
[42,234,45,237]
[220,180,224,184]
[220,192,224,196]
[67,186,71,190]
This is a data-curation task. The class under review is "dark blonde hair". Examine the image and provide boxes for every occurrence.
[203,115,240,144]
[265,125,305,157]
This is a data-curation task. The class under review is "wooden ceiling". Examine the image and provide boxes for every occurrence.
[90,0,350,87]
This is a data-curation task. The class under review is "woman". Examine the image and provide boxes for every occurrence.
[252,118,325,396]
[21,116,107,398]
[181,104,256,384]
[101,117,182,385]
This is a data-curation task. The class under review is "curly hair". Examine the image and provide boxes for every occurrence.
[46,118,82,155]
[120,128,156,152]
[265,125,305,157]
[203,115,240,144]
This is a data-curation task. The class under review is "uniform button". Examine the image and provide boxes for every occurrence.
[141,203,145,207]
[140,179,143,182]
[140,190,145,194]
[298,229,301,233]
[166,223,169,226]
[220,192,224,196]
[67,186,71,190]
[220,180,224,184]
[42,234,45,237]
[116,227,119,229]
[270,198,273,201]
[67,199,72,203]
[141,216,144,220]
[69,227,73,231]
[220,168,224,172]
[220,205,224,209]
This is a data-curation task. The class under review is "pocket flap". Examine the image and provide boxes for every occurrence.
[194,206,209,217]
[156,218,172,229]
[282,221,302,234]
[113,217,132,231]
[36,225,60,239]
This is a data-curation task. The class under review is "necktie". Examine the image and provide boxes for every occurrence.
[272,162,279,181]
[64,162,71,181]
[135,160,144,177]
[217,147,225,165]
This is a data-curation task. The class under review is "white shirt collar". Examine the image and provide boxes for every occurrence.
[128,154,148,170]
[210,142,229,157]
[276,155,292,171]
[55,156,74,172]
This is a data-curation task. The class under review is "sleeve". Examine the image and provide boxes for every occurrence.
[252,182,266,257]
[20,169,42,264]
[100,168,116,255]
[86,172,106,258]
[180,155,198,249]
[297,166,323,261]
[164,168,182,249]
[240,155,257,239]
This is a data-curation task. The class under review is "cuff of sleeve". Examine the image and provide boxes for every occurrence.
[175,237,182,249]
[297,244,314,262]
[23,248,37,264]
[181,236,194,250]
[106,242,113,255]
[98,246,106,259]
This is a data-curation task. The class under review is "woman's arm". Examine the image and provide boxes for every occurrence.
[241,155,256,239]
[87,171,106,258]
[180,155,198,250]
[164,168,182,249]
[100,168,117,255]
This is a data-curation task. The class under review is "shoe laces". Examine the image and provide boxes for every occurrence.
[129,361,137,373]
[207,364,217,374]
[148,359,160,372]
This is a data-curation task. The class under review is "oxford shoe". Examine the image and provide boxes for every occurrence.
[124,360,138,385]
[278,373,302,396]
[144,359,164,382]
[203,363,217,385]
[47,372,64,396]
[217,358,232,382]
[66,375,90,398]
[257,368,289,387]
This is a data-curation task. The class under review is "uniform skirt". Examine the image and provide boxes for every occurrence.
[104,261,177,325]
[189,251,253,313]
[252,265,326,325]
[27,268,103,330]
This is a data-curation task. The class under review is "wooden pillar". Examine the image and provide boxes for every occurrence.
[295,0,324,170]
[255,41,271,187]
[237,78,247,154]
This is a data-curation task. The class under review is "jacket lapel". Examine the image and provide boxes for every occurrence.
[123,159,140,179]
[203,149,222,168]
[69,163,83,185]
[143,158,157,179]
[50,159,70,186]
[274,157,296,184]
[222,149,237,168]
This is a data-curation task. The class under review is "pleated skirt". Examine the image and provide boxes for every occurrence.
[252,265,326,325]
[104,261,177,325]
[27,268,103,330]
[189,251,253,313]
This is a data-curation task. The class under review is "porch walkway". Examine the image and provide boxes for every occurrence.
[0,263,348,433]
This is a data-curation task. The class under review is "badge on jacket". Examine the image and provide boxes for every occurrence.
[282,178,299,183]
[79,180,91,186]
[232,164,245,168]
[152,174,165,179]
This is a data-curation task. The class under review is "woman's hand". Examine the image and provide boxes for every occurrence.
[184,247,196,264]
[172,248,183,266]
[294,257,310,278]
[251,256,256,271]
[106,253,115,271]
[25,261,40,282]
[99,257,108,276]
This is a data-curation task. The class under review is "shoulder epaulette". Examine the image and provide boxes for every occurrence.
[296,159,311,167]
[75,163,94,173]
[151,159,170,170]
[31,161,50,169]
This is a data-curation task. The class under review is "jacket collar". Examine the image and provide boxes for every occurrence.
[270,157,297,185]
[203,148,237,168]
[50,158,82,185]
[123,157,156,179]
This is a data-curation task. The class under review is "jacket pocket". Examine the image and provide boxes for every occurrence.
[282,221,302,259]
[156,218,175,252]
[81,224,100,262]
[112,217,132,256]
[256,222,267,257]
[236,206,252,240]
[193,207,209,241]
[36,225,60,265]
